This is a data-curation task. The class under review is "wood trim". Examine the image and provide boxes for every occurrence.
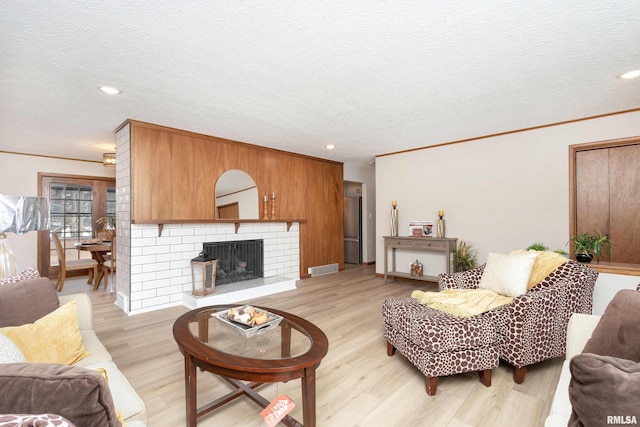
[147,220,307,237]
[588,262,640,277]
[376,108,640,158]
[1,150,104,164]
[569,135,640,152]
[133,219,306,225]
[38,172,115,181]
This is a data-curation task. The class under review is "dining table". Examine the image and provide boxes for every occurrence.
[75,241,111,290]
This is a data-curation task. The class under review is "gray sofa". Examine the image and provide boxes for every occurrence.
[546,288,640,426]
[544,312,601,426]
[0,277,146,427]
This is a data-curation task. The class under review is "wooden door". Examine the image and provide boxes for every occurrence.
[218,203,239,219]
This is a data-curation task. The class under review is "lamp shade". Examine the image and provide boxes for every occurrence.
[0,196,50,234]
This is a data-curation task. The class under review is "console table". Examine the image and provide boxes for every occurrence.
[383,236,458,283]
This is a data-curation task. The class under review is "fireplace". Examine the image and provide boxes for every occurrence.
[203,240,264,286]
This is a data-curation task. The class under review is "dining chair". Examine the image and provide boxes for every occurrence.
[101,236,116,292]
[51,233,98,292]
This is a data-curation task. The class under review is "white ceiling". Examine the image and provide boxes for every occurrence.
[1,1,639,166]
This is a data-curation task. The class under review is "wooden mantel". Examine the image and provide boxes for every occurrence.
[131,219,306,237]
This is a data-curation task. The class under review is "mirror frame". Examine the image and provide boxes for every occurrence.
[214,169,259,219]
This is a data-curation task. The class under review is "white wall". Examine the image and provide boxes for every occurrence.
[0,152,115,272]
[344,162,376,263]
[375,111,640,310]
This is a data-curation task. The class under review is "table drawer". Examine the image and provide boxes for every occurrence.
[385,238,414,248]
[413,239,446,250]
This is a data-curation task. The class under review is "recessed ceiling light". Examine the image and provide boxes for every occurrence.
[325,144,336,150]
[98,85,121,95]
[619,69,640,80]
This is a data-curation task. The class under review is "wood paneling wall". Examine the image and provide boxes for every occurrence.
[127,120,344,277]
[572,136,640,264]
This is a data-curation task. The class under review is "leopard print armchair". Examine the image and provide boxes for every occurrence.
[438,260,598,383]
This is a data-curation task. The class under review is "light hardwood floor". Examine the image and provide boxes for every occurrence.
[63,265,562,427]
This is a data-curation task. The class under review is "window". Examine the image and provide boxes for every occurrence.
[38,174,116,278]
[50,183,94,240]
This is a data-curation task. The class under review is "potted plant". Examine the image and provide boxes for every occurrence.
[96,215,116,239]
[554,249,570,258]
[452,240,478,272]
[569,231,613,263]
[526,242,548,251]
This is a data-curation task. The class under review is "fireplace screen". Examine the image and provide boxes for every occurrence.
[203,240,264,286]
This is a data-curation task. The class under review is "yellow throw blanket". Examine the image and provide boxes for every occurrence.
[411,289,513,317]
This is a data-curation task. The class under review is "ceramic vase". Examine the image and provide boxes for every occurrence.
[390,208,398,237]
[436,219,446,238]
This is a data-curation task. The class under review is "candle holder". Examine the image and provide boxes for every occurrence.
[262,199,269,220]
[390,201,398,237]
[436,210,446,238]
[190,251,217,296]
[437,219,445,238]
[270,196,276,220]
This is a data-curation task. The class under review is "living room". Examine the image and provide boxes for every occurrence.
[2,2,640,426]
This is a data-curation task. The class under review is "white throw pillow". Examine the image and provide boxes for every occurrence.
[0,332,26,363]
[479,252,539,297]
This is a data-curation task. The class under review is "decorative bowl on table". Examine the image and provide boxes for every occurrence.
[213,305,283,338]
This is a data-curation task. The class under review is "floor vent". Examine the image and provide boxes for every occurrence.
[308,263,339,277]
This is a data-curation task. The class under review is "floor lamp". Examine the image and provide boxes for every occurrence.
[0,196,50,279]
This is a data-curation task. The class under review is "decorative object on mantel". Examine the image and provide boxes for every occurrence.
[409,220,432,237]
[262,195,269,220]
[0,195,50,278]
[191,249,218,296]
[411,259,423,277]
[390,200,398,237]
[436,210,446,238]
[270,192,276,220]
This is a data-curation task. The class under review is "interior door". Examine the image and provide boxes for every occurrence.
[218,202,239,219]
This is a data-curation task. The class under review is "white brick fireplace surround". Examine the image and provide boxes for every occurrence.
[119,222,300,314]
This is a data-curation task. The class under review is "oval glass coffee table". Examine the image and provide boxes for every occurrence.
[173,305,329,427]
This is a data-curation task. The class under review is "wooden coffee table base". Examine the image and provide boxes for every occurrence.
[184,354,313,427]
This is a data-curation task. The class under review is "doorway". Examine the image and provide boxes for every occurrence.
[344,181,363,264]
[38,174,116,279]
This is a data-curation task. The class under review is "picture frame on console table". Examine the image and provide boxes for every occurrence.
[408,221,433,237]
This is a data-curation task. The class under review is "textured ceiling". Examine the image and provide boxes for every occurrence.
[1,1,639,166]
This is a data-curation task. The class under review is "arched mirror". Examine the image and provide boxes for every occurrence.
[215,170,259,219]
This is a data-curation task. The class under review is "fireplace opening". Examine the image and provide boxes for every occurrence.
[203,240,264,286]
